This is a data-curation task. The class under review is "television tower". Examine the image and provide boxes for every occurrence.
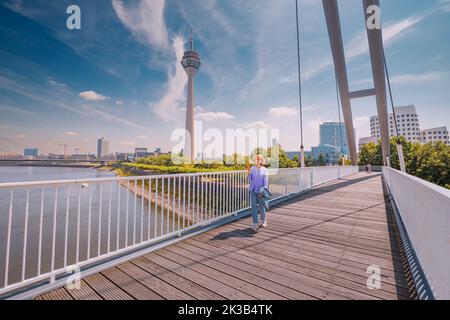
[181,29,201,162]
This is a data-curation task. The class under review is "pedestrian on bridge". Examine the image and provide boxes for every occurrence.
[247,154,269,232]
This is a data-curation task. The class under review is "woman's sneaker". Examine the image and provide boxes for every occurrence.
[251,223,258,232]
[258,220,267,228]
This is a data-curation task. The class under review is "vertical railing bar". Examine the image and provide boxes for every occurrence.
[178,176,181,232]
[64,186,70,267]
[209,173,212,220]
[161,178,164,236]
[222,173,225,216]
[51,187,58,273]
[133,179,137,245]
[155,178,158,238]
[183,176,186,230]
[207,173,210,220]
[233,173,236,213]
[187,176,191,228]
[148,178,152,241]
[201,174,204,222]
[238,172,241,211]
[37,188,44,277]
[125,180,129,247]
[21,189,30,282]
[76,184,81,263]
[167,177,171,234]
[116,181,121,251]
[218,173,220,217]
[87,186,92,260]
[227,173,230,214]
[97,183,103,257]
[212,173,215,218]
[107,182,112,254]
[4,190,13,287]
[172,177,176,233]
[141,179,144,243]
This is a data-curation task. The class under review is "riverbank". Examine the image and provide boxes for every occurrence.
[118,179,205,225]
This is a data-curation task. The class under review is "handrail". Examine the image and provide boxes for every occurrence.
[0,166,358,297]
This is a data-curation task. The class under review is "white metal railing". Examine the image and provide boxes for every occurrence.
[0,166,358,296]
[382,167,450,300]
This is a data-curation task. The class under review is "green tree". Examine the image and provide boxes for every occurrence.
[317,153,326,166]
[358,138,450,189]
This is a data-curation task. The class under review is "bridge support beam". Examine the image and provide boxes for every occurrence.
[322,0,358,166]
[363,0,391,166]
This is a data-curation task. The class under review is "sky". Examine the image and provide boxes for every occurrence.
[0,0,449,156]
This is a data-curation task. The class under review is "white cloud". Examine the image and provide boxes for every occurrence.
[47,79,66,87]
[79,91,108,101]
[390,72,444,85]
[115,100,124,105]
[120,141,136,146]
[0,105,34,116]
[81,104,146,129]
[243,121,272,129]
[151,36,187,123]
[441,0,450,12]
[137,135,147,139]
[303,12,428,82]
[268,107,298,118]
[112,0,169,51]
[196,112,234,121]
[14,134,27,140]
[64,131,79,136]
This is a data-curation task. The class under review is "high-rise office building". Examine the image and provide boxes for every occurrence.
[420,126,449,144]
[181,30,201,162]
[370,105,421,142]
[24,148,38,158]
[319,122,349,155]
[358,136,378,151]
[97,138,109,160]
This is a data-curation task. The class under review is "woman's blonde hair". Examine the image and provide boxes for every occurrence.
[253,154,265,165]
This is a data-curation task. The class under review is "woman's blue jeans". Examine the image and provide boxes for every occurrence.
[250,191,266,224]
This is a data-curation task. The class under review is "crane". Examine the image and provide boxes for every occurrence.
[58,144,78,159]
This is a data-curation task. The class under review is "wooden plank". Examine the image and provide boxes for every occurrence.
[131,257,224,300]
[175,238,381,300]
[116,261,193,300]
[84,273,133,300]
[185,236,410,300]
[35,287,73,300]
[64,280,102,300]
[209,221,406,281]
[102,267,164,300]
[143,252,256,300]
[159,246,292,300]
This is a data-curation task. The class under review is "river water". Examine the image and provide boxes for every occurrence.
[0,166,179,288]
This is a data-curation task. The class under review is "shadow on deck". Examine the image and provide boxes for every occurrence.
[36,173,412,300]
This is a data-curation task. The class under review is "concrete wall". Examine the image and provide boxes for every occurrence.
[383,167,450,299]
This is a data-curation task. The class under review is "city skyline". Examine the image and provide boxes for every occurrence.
[1,0,450,155]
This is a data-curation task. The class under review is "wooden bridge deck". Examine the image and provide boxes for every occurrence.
[36,173,412,300]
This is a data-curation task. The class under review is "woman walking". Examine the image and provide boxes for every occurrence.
[247,154,269,232]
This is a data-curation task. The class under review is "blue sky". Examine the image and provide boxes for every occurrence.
[0,0,449,155]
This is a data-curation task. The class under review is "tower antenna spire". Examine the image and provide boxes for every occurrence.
[190,28,193,51]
